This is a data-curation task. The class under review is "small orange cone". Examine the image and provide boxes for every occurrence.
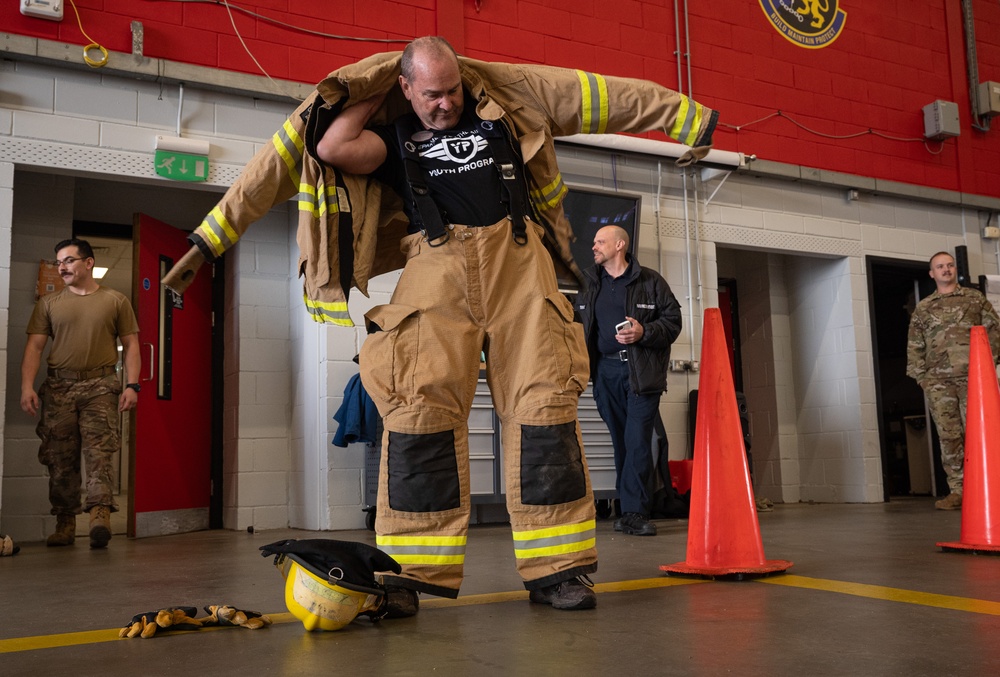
[937,325,1000,554]
[661,308,792,578]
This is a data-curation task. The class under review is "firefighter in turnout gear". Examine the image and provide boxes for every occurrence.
[163,37,718,614]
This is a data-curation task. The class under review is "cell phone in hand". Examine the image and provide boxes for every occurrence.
[615,320,632,334]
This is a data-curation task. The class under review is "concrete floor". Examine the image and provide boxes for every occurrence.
[2,497,999,676]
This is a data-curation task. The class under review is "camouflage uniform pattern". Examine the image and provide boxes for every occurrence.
[906,286,1000,494]
[923,379,968,493]
[36,374,121,515]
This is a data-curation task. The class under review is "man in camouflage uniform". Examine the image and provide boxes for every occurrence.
[20,239,141,548]
[906,251,1000,510]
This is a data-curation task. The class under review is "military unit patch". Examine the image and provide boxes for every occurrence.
[759,0,847,49]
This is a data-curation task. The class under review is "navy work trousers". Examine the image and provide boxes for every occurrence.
[593,357,659,516]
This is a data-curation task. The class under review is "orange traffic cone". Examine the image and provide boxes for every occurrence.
[661,308,792,577]
[937,325,1000,554]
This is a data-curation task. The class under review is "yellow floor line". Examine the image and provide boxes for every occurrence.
[421,576,706,609]
[757,574,1000,615]
[3,574,998,654]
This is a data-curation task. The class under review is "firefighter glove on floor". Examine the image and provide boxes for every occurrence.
[0,534,18,556]
[119,607,204,639]
[202,605,272,630]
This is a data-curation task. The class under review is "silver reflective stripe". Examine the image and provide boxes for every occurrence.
[202,210,235,250]
[378,544,466,557]
[515,526,596,551]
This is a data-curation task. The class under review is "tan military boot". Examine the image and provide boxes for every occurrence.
[46,513,76,547]
[934,493,962,510]
[89,505,112,549]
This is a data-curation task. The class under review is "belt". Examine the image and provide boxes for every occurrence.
[47,366,117,381]
[603,350,628,362]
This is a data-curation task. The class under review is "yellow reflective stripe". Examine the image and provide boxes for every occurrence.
[325,186,339,217]
[512,520,595,541]
[386,554,465,566]
[377,534,467,566]
[272,119,303,187]
[530,173,567,211]
[196,224,224,258]
[576,70,609,134]
[515,538,597,559]
[669,96,704,146]
[377,535,467,547]
[512,520,596,560]
[298,183,318,217]
[299,182,341,219]
[303,295,352,326]
[195,206,239,258]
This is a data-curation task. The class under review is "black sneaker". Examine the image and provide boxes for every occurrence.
[528,576,596,610]
[613,517,623,532]
[620,512,657,536]
[382,585,419,618]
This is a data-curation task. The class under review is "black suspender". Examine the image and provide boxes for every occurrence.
[395,117,451,246]
[476,119,531,246]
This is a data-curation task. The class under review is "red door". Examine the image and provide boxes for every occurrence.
[129,214,213,537]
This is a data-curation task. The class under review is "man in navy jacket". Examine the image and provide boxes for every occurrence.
[576,226,682,535]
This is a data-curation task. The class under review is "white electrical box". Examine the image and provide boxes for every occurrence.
[923,100,961,141]
[20,0,63,21]
[977,81,1000,117]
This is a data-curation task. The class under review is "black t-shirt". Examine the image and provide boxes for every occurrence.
[372,101,507,229]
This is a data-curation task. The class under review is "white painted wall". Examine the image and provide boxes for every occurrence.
[3,53,1000,541]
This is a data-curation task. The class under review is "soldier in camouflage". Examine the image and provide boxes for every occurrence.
[20,238,141,548]
[906,251,1000,510]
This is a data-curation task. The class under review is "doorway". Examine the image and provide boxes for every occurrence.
[866,256,944,500]
[73,211,225,537]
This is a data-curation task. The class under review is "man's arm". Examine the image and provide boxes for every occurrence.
[118,333,141,413]
[20,334,48,416]
[905,315,927,387]
[315,95,388,175]
[979,294,1000,364]
[637,275,683,349]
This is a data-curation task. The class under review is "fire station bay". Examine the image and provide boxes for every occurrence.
[3,17,1000,677]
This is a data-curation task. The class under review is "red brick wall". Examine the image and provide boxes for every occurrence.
[3,0,999,198]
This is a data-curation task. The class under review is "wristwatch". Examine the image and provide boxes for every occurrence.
[125,383,141,393]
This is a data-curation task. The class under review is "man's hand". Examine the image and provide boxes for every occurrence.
[20,388,40,417]
[119,387,138,413]
[616,316,644,345]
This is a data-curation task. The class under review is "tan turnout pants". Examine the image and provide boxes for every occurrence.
[360,218,597,598]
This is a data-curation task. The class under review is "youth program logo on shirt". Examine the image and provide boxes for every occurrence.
[759,0,847,49]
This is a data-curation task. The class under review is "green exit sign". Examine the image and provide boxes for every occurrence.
[154,150,209,182]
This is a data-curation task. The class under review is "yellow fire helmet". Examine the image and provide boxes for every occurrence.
[260,538,401,631]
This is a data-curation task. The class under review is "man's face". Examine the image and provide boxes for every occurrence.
[399,54,464,131]
[56,246,93,287]
[592,228,620,267]
[929,254,956,286]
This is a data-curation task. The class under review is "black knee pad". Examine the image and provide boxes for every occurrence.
[387,430,461,512]
[520,421,587,505]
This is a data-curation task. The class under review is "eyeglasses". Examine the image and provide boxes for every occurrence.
[55,256,89,266]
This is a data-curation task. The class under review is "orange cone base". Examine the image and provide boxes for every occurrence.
[936,540,1000,555]
[659,559,793,579]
